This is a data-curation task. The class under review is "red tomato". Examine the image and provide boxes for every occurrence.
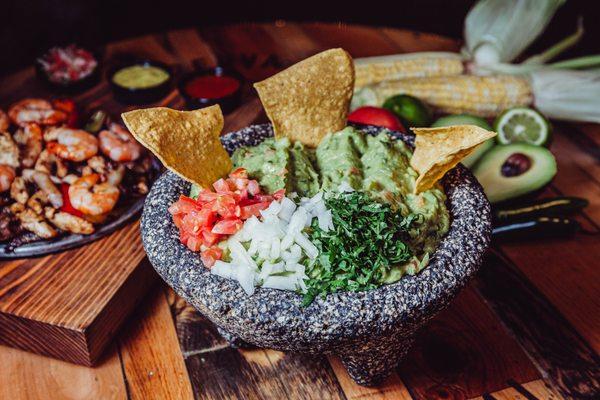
[348,106,405,132]
[212,218,243,234]
[196,190,220,203]
[213,178,232,193]
[201,246,223,268]
[168,195,200,215]
[273,189,286,201]
[212,195,237,218]
[52,98,79,128]
[240,202,271,219]
[229,167,248,179]
[201,228,221,247]
[247,180,260,196]
[228,177,249,190]
[187,236,203,252]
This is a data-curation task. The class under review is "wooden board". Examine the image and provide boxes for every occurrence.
[0,23,598,399]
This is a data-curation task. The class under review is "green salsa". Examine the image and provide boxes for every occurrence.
[112,65,170,89]
[230,126,450,279]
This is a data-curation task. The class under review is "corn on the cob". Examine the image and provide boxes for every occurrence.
[352,75,533,117]
[354,52,464,88]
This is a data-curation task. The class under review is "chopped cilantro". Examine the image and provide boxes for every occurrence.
[302,191,417,305]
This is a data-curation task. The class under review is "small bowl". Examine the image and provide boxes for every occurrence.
[108,60,173,105]
[178,67,242,113]
[35,45,101,94]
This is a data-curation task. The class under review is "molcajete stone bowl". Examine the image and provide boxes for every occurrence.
[141,123,492,386]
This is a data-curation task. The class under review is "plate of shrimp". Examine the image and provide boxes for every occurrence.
[0,98,160,258]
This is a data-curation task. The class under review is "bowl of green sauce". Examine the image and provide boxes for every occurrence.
[109,60,173,104]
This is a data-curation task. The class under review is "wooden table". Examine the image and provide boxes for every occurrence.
[1,23,599,399]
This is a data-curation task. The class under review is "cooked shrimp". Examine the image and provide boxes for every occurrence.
[0,109,9,131]
[69,173,119,216]
[14,123,43,167]
[99,123,142,162]
[22,169,63,208]
[8,98,67,127]
[45,127,98,162]
[0,132,19,168]
[0,165,16,192]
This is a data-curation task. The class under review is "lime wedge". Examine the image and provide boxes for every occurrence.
[494,107,551,146]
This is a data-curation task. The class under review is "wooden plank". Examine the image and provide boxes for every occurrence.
[0,343,126,399]
[329,356,413,400]
[398,286,539,399]
[164,28,218,71]
[471,379,561,400]
[0,223,154,365]
[118,286,194,400]
[379,27,461,53]
[475,250,600,399]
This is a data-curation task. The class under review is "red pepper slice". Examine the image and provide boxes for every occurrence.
[60,183,84,217]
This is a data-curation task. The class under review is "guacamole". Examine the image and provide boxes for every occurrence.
[231,126,450,278]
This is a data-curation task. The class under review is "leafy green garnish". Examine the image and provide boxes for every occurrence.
[302,191,417,305]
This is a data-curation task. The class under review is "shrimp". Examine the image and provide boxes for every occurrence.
[14,123,43,167]
[8,98,67,127]
[0,109,9,131]
[0,165,16,192]
[22,169,63,209]
[45,127,98,162]
[0,132,19,168]
[98,123,142,162]
[68,173,119,216]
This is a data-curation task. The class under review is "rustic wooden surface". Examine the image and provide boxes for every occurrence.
[0,22,598,399]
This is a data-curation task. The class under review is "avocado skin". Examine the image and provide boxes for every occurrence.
[473,143,557,204]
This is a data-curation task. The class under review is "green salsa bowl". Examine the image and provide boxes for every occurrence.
[108,59,173,105]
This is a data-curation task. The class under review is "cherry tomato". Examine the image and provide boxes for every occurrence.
[348,106,405,132]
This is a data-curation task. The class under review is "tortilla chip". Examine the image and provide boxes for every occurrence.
[410,125,496,193]
[254,48,354,147]
[122,105,232,188]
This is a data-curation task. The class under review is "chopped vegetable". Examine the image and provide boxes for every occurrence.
[37,45,98,84]
[347,106,405,131]
[303,191,416,305]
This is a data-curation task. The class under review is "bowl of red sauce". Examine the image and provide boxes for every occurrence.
[178,67,242,113]
[35,44,101,93]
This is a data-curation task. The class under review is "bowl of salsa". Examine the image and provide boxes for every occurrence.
[109,60,173,104]
[178,67,242,113]
[35,44,101,94]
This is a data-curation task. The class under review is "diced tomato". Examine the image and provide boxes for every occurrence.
[181,208,217,234]
[213,178,232,193]
[212,218,243,234]
[212,194,237,218]
[228,177,249,190]
[253,194,274,203]
[196,190,220,203]
[240,202,271,219]
[172,214,184,229]
[247,180,260,195]
[168,195,200,215]
[201,228,221,247]
[200,246,223,268]
[186,236,203,252]
[229,167,248,179]
[273,189,286,200]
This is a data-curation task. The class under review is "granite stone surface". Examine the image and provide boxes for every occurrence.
[141,123,492,386]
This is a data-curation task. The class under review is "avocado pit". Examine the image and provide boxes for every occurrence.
[501,153,531,177]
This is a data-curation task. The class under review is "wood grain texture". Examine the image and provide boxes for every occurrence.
[119,287,194,400]
[475,250,600,398]
[398,287,539,399]
[0,223,154,365]
[0,343,126,399]
[471,379,560,400]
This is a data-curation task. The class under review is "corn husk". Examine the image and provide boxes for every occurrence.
[531,69,600,123]
[464,0,565,65]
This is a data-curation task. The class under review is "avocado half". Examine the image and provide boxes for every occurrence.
[473,143,557,204]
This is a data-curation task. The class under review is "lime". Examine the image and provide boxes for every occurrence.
[431,114,491,130]
[493,107,551,146]
[382,94,432,127]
